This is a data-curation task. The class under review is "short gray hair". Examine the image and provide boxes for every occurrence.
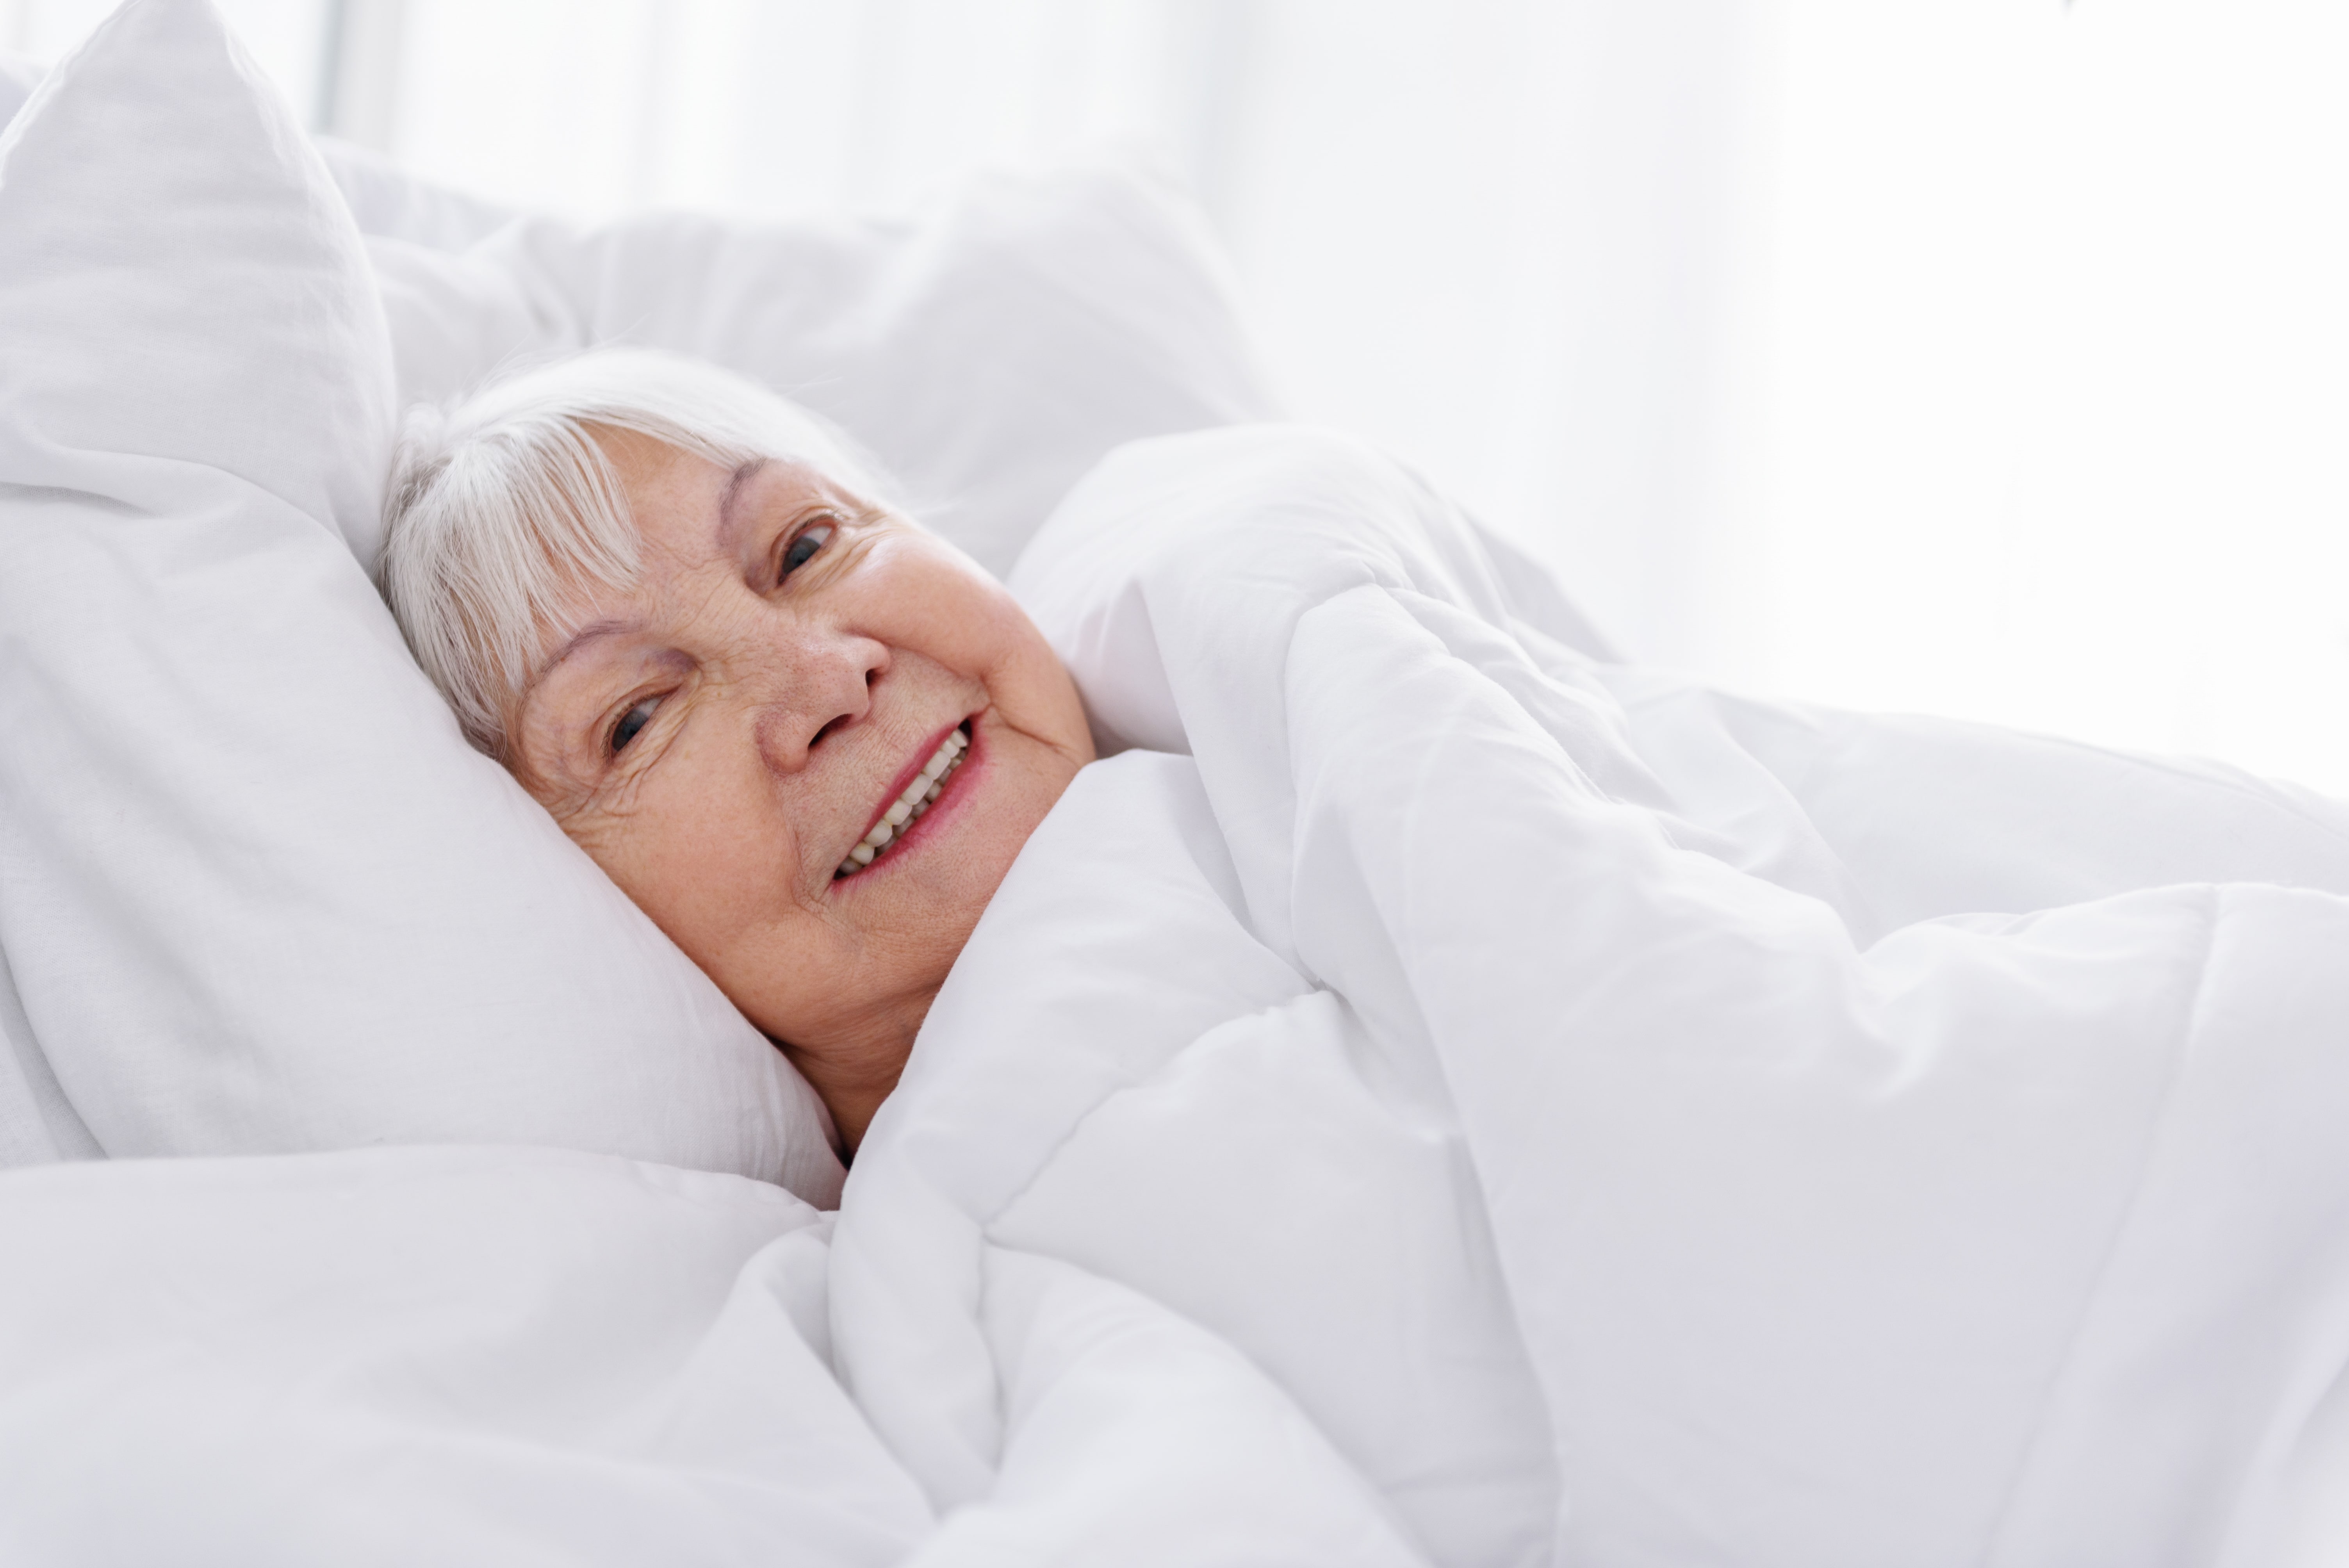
[378,348,885,758]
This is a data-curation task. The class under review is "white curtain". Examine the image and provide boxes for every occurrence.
[8,0,2346,793]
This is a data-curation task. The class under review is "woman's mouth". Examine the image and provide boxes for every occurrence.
[833,722,971,880]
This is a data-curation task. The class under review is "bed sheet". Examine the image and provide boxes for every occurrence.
[0,1142,1423,1566]
[0,1146,915,1565]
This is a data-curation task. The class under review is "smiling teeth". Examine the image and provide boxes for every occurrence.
[836,726,968,879]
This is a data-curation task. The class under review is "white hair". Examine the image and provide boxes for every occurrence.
[378,348,887,759]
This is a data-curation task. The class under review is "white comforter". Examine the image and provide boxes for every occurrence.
[11,426,2349,1566]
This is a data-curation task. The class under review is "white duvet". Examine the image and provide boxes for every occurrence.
[11,427,2349,1566]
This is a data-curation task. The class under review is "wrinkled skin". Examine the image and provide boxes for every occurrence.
[512,432,1093,1150]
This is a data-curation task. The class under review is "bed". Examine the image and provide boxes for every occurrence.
[8,4,2349,1565]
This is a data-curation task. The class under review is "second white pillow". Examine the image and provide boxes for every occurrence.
[320,139,1279,579]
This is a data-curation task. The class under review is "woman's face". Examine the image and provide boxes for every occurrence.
[511,432,1093,1144]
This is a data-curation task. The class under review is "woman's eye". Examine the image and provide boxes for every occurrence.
[779,521,834,579]
[610,696,661,754]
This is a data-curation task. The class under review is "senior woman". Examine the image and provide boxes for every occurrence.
[380,349,1096,1151]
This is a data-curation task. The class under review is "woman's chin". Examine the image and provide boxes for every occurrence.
[744,716,1085,1123]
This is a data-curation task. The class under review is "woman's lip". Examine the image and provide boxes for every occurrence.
[858,716,971,843]
[829,714,982,889]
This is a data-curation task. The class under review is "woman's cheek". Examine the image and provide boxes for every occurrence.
[642,776,770,923]
[876,544,1005,665]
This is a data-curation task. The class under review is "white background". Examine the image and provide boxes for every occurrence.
[9,0,2347,792]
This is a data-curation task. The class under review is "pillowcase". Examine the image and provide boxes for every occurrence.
[315,139,1281,579]
[0,0,841,1204]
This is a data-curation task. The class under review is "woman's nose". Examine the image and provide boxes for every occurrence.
[751,631,891,775]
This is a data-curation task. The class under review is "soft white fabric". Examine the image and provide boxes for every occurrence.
[314,137,1279,580]
[0,1144,1426,1567]
[825,424,2349,1566]
[0,1147,920,1565]
[0,41,121,1170]
[0,51,37,122]
[12,425,2349,1561]
[0,0,839,1201]
[0,941,94,1167]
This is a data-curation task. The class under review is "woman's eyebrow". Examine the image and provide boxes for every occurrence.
[521,620,629,699]
[715,458,770,551]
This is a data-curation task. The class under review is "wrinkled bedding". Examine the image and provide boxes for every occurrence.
[842,425,2349,1566]
[11,426,2349,1566]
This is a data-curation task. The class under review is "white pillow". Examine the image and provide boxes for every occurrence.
[0,0,841,1204]
[317,139,1280,579]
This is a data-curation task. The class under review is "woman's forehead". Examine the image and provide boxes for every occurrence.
[599,431,847,558]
